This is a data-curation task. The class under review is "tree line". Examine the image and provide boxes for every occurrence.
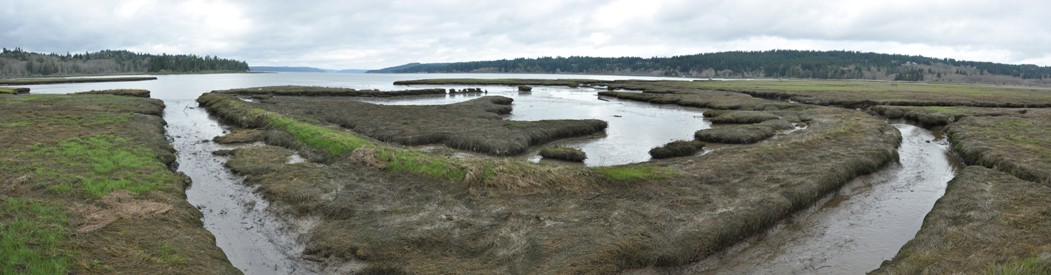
[0,48,249,77]
[368,50,1051,81]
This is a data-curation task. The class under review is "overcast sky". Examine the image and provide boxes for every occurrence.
[4,0,1050,69]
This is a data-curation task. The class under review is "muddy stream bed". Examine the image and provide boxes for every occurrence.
[633,124,962,274]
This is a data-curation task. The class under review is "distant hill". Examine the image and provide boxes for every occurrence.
[0,48,249,77]
[250,66,327,73]
[249,66,369,73]
[369,50,1051,85]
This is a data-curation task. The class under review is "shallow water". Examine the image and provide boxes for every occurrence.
[23,72,696,273]
[670,124,961,274]
[362,86,711,166]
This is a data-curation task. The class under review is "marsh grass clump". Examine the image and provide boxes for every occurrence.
[705,110,781,124]
[212,129,264,144]
[243,95,607,155]
[75,89,151,98]
[946,110,1051,183]
[0,87,30,94]
[649,140,705,159]
[870,105,1021,127]
[695,119,795,144]
[539,147,586,162]
[874,166,1051,274]
[215,85,446,97]
[518,85,533,92]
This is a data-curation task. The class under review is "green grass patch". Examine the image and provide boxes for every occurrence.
[0,199,72,274]
[0,119,32,128]
[27,135,177,197]
[0,87,30,94]
[987,254,1051,275]
[594,165,676,182]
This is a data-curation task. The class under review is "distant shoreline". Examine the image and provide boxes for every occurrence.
[0,76,158,85]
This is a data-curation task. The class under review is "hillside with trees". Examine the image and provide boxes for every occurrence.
[369,50,1051,85]
[0,48,249,77]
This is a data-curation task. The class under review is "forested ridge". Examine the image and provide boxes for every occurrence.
[0,48,249,77]
[369,50,1051,83]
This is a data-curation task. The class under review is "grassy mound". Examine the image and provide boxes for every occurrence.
[539,147,586,162]
[946,110,1051,183]
[704,110,781,124]
[0,94,236,273]
[870,105,1023,127]
[874,166,1051,274]
[74,89,151,98]
[694,119,796,144]
[649,140,705,159]
[215,85,446,97]
[0,87,29,94]
[238,94,607,155]
[213,129,264,144]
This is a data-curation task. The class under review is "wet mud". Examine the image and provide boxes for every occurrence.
[666,124,960,274]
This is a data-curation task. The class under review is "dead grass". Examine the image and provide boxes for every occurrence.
[0,93,238,274]
[539,147,587,162]
[873,166,1051,274]
[214,85,446,97]
[870,105,1024,127]
[649,140,705,159]
[74,89,151,98]
[682,79,1051,108]
[213,129,264,144]
[946,109,1051,183]
[695,119,796,144]
[199,88,902,274]
[243,95,607,156]
[704,110,782,124]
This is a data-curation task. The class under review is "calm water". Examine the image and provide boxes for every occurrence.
[23,72,703,274]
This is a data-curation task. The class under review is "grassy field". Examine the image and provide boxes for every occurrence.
[199,87,901,273]
[680,80,1051,107]
[0,76,157,85]
[0,93,237,274]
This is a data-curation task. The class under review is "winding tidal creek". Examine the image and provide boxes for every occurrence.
[638,124,961,274]
[26,73,960,274]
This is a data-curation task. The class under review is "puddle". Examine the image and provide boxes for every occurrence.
[659,124,960,274]
[166,99,319,274]
[361,86,711,166]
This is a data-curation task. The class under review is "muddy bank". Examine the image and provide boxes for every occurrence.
[0,93,237,274]
[199,90,900,273]
[874,166,1051,273]
[166,99,318,274]
[658,124,957,274]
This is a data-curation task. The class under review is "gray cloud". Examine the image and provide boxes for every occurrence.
[3,0,1050,69]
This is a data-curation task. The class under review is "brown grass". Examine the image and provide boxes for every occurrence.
[245,95,608,156]
[214,85,446,97]
[213,129,264,144]
[73,89,151,98]
[694,119,796,144]
[649,140,705,159]
[946,109,1051,183]
[704,110,783,124]
[873,166,1051,274]
[200,88,901,274]
[539,147,587,162]
[869,105,1023,127]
